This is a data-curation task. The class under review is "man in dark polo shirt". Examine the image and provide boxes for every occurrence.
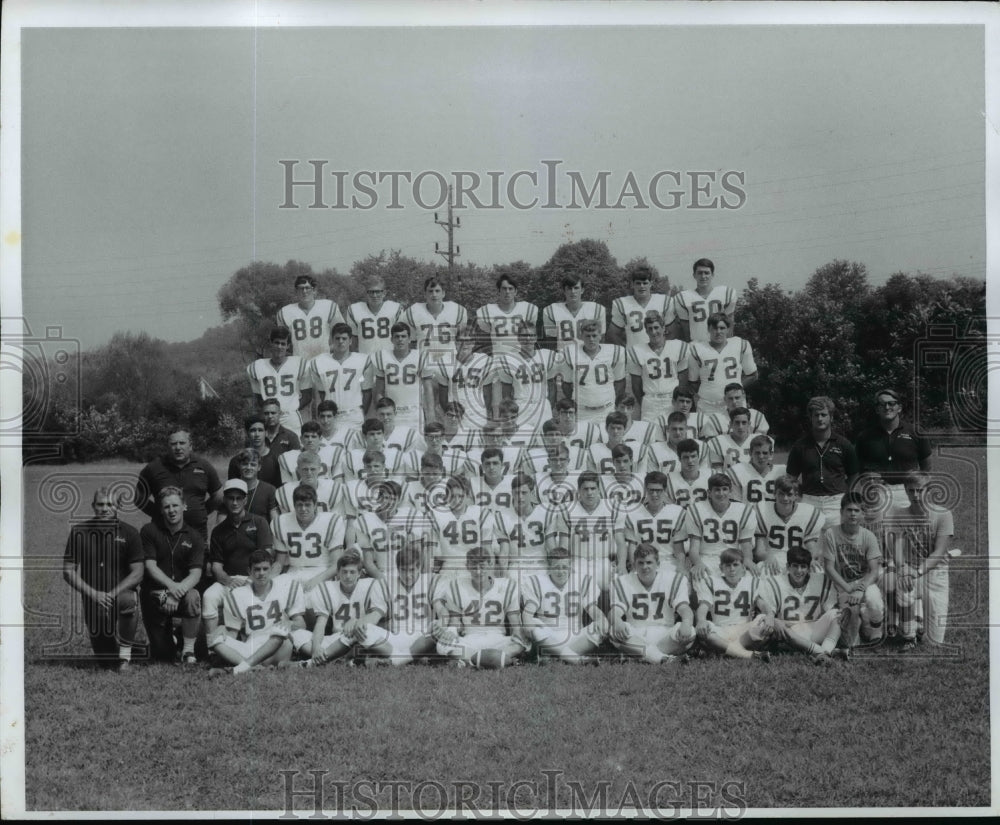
[230,448,279,521]
[201,479,274,637]
[62,487,144,670]
[854,388,932,508]
[262,398,301,454]
[136,429,223,542]
[140,486,204,664]
[227,415,282,488]
[786,396,860,531]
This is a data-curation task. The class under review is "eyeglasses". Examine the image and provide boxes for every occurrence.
[296,286,315,292]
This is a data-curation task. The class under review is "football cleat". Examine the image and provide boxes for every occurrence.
[181,653,198,667]
[899,640,918,653]
[830,648,852,662]
[751,651,771,664]
[810,653,833,667]
[117,660,132,673]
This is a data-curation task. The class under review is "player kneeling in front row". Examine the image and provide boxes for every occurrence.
[296,549,389,666]
[520,547,609,665]
[822,492,884,651]
[432,547,527,669]
[608,543,695,664]
[694,548,772,662]
[758,546,846,666]
[209,550,307,675]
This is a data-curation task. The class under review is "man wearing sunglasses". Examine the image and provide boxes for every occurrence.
[854,389,932,509]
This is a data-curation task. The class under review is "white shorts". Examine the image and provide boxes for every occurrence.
[530,624,605,651]
[436,630,515,660]
[705,614,772,645]
[612,622,696,656]
[801,494,843,531]
[212,629,289,660]
[383,631,436,660]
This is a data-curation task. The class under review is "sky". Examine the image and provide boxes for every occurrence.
[8,6,993,354]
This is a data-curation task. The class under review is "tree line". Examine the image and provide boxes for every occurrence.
[30,241,986,462]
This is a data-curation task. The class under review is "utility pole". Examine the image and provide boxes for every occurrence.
[434,186,461,284]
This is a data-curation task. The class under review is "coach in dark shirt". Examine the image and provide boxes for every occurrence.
[786,396,859,531]
[62,487,144,669]
[140,486,205,663]
[854,388,932,507]
[136,429,223,541]
[262,398,301,454]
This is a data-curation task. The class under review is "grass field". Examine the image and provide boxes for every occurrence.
[16,449,992,814]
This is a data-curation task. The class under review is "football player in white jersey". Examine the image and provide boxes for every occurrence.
[494,322,559,436]
[535,442,581,511]
[346,276,404,356]
[406,276,469,366]
[623,471,686,575]
[609,543,696,663]
[561,471,625,593]
[688,313,757,416]
[685,473,756,580]
[427,475,505,580]
[368,547,442,665]
[432,546,527,669]
[601,445,645,512]
[706,407,756,471]
[276,274,344,360]
[495,473,568,584]
[277,421,345,485]
[310,323,370,431]
[296,550,390,666]
[727,435,785,505]
[401,453,450,512]
[612,395,655,453]
[315,399,362,454]
[587,412,630,475]
[664,439,712,508]
[274,451,341,515]
[469,447,516,514]
[702,383,770,439]
[341,450,396,520]
[758,546,845,666]
[428,325,496,432]
[374,397,424,454]
[608,263,676,348]
[542,275,606,352]
[348,480,431,580]
[521,546,608,664]
[247,326,313,436]
[369,322,429,432]
[553,398,604,451]
[628,311,689,422]
[210,550,307,675]
[653,387,711,443]
[474,274,539,358]
[560,320,627,429]
[694,548,772,662]
[271,484,346,591]
[673,258,736,344]
[344,420,406,481]
[755,475,824,575]
[643,411,705,476]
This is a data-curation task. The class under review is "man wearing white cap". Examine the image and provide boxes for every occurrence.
[202,479,274,636]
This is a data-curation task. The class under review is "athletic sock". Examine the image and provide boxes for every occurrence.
[182,638,196,655]
[118,646,131,663]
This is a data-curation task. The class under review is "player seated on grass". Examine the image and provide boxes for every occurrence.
[758,546,846,667]
[822,492,884,650]
[520,547,609,665]
[365,547,442,666]
[694,548,772,662]
[271,484,346,592]
[209,550,307,676]
[432,546,527,669]
[608,543,696,664]
[294,550,390,667]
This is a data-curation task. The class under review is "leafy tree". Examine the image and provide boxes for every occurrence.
[536,239,621,308]
[217,260,346,358]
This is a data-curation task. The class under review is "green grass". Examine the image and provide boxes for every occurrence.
[18,450,991,813]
